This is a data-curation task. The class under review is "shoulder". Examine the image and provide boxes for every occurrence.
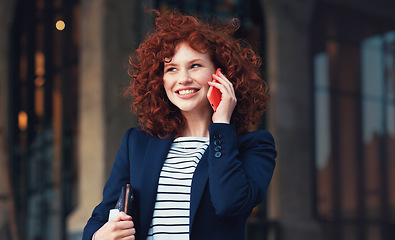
[123,126,156,140]
[123,126,172,147]
[239,129,275,143]
[238,129,276,155]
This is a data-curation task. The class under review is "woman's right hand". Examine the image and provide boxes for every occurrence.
[208,69,237,124]
[93,212,135,240]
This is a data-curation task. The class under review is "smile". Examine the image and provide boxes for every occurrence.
[177,89,199,95]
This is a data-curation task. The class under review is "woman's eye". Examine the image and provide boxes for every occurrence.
[191,64,201,69]
[165,67,176,72]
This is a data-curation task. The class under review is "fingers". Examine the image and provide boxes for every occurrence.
[210,71,235,96]
[120,236,135,240]
[120,212,133,221]
[94,221,135,240]
[94,212,135,240]
[118,227,136,239]
[110,211,132,222]
[208,70,237,123]
[109,212,134,231]
[118,220,134,229]
[210,71,237,103]
[120,235,135,240]
[211,70,236,101]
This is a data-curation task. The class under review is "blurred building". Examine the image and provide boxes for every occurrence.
[0,0,394,240]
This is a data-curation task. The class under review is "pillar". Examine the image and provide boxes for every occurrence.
[262,0,324,239]
[0,0,18,239]
[67,0,152,239]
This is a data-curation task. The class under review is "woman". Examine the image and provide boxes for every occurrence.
[83,10,276,240]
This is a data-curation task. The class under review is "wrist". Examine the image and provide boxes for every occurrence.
[213,120,230,124]
[212,115,231,124]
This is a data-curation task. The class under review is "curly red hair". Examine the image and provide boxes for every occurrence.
[125,10,270,138]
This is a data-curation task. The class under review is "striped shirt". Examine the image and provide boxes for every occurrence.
[146,137,209,240]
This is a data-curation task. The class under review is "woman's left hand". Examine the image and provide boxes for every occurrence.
[208,70,237,124]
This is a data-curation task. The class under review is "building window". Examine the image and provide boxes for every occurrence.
[313,3,395,240]
[361,31,395,227]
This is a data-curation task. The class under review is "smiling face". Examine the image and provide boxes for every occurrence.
[163,42,216,116]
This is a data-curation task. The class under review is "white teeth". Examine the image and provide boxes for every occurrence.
[178,89,196,95]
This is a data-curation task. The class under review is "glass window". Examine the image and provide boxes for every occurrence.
[313,3,395,240]
[314,52,333,219]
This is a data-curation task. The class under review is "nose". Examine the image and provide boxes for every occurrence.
[178,69,193,85]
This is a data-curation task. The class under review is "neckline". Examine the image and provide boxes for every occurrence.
[175,136,209,140]
[173,137,209,151]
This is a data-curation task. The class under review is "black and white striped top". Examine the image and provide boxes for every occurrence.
[146,137,209,240]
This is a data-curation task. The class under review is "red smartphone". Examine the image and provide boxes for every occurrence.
[207,68,222,111]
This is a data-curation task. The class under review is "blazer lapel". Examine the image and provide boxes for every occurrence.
[189,149,209,228]
[139,136,173,239]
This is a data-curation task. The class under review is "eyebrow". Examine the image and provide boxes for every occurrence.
[164,58,204,66]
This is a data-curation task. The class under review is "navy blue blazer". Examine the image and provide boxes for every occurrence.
[83,123,276,240]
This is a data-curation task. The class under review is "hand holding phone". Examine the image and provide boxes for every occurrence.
[207,68,222,111]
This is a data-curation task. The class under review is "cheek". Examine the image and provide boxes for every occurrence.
[201,85,210,95]
[198,72,212,85]
[163,78,172,92]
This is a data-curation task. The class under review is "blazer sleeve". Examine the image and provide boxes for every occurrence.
[82,128,133,240]
[207,123,277,217]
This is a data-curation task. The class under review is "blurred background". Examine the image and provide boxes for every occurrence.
[0,0,394,239]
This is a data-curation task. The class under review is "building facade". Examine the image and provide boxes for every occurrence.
[0,0,394,239]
